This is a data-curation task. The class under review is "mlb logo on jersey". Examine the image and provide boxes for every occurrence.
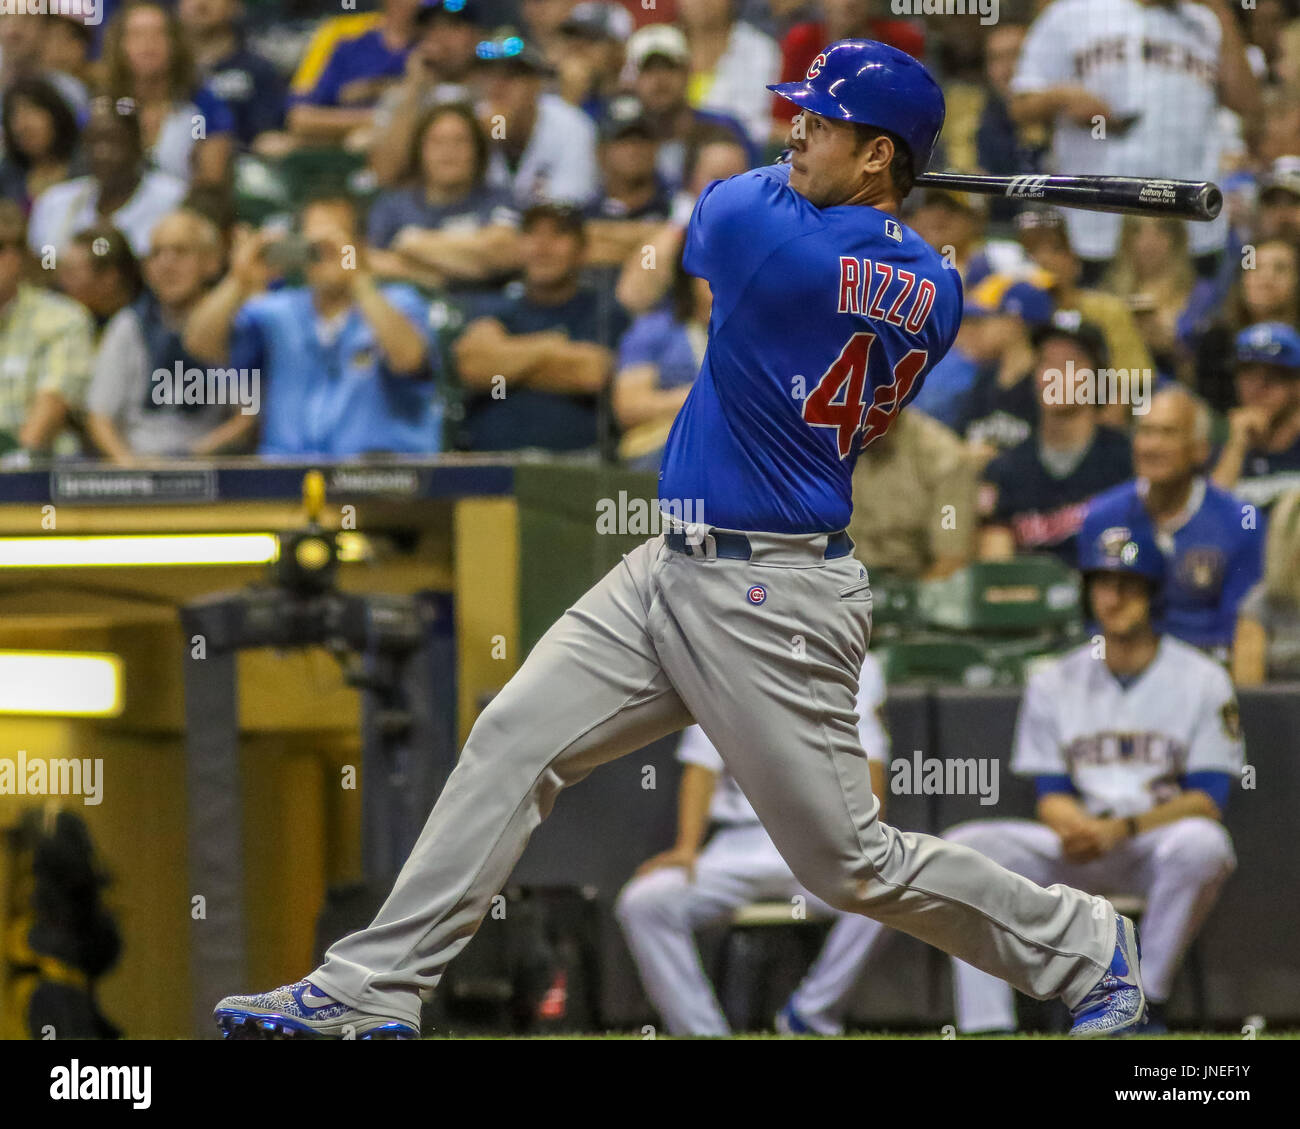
[884,219,904,243]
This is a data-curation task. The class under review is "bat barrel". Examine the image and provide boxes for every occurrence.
[913,173,1223,222]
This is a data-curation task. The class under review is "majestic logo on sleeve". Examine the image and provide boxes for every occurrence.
[807,53,827,78]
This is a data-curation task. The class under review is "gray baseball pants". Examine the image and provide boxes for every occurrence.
[310,528,1116,1027]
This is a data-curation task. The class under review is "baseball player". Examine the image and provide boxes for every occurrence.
[1011,0,1259,276]
[216,41,1145,1040]
[947,523,1243,1034]
[616,654,890,1037]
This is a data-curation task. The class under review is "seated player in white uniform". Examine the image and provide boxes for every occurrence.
[947,522,1244,1034]
[616,654,890,1036]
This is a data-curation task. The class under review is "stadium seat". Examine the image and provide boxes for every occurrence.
[713,901,831,1032]
[917,557,1082,634]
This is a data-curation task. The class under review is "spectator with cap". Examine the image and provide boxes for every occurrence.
[453,202,629,453]
[555,2,632,120]
[979,313,1134,565]
[87,209,255,463]
[771,0,923,145]
[366,0,487,186]
[1086,385,1263,658]
[1234,488,1300,684]
[1213,323,1300,510]
[286,0,421,147]
[613,248,708,470]
[626,23,755,194]
[1016,206,1155,427]
[1257,157,1300,241]
[57,227,144,342]
[1188,236,1300,413]
[178,0,287,152]
[28,98,187,259]
[955,276,1056,461]
[583,95,674,268]
[183,194,440,457]
[0,77,80,211]
[848,408,978,582]
[676,0,780,149]
[479,34,599,207]
[0,200,95,458]
[100,0,237,187]
[367,101,521,294]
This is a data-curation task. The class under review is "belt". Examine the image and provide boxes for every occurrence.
[665,528,854,560]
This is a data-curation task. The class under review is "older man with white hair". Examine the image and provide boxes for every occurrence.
[1085,384,1263,658]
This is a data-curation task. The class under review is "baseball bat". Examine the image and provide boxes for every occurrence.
[913,172,1222,221]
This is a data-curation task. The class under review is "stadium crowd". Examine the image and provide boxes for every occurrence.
[0,0,1299,679]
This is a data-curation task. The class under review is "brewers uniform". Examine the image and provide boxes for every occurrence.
[1012,0,1232,260]
[216,41,1141,1041]
[616,655,889,1036]
[948,635,1243,1032]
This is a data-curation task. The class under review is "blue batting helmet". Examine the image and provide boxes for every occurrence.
[768,39,946,174]
[1078,521,1165,589]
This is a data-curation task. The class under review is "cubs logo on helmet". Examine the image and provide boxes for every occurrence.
[807,53,827,78]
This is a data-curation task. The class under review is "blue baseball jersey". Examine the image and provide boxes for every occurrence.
[659,163,963,534]
[1084,479,1264,651]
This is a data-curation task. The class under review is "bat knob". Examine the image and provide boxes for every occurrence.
[1199,183,1223,222]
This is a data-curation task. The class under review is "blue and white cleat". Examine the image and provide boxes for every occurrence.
[1069,914,1148,1038]
[775,1000,815,1036]
[214,979,419,1040]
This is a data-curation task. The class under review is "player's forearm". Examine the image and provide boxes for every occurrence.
[352,275,428,375]
[368,89,425,186]
[400,228,521,281]
[1130,790,1222,834]
[1211,3,1262,119]
[1036,792,1091,836]
[615,223,685,314]
[674,764,717,853]
[1008,88,1079,127]
[454,332,568,388]
[86,412,136,464]
[367,248,447,290]
[1210,434,1249,490]
[583,221,665,269]
[531,342,613,394]
[190,411,259,457]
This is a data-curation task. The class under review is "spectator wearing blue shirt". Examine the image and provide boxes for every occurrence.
[184,195,440,457]
[101,1,236,188]
[179,0,287,150]
[366,101,521,295]
[613,250,710,471]
[979,316,1134,566]
[1087,386,1263,657]
[287,0,421,147]
[1212,322,1300,511]
[453,203,629,453]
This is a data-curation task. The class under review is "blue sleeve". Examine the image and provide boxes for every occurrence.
[297,47,345,107]
[378,285,436,380]
[229,302,266,372]
[1182,771,1232,812]
[682,164,804,313]
[192,85,235,135]
[1034,774,1078,798]
[617,313,668,370]
[1220,511,1265,630]
[247,57,288,136]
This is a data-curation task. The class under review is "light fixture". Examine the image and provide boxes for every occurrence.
[0,651,123,716]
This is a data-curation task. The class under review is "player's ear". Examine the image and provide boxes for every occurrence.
[858,132,895,179]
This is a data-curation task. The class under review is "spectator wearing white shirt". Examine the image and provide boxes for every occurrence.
[677,0,781,149]
[478,36,598,207]
[28,98,187,260]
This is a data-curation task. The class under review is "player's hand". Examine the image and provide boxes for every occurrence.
[634,846,698,881]
[1227,405,1271,447]
[1060,821,1104,863]
[1057,86,1114,128]
[1093,817,1129,855]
